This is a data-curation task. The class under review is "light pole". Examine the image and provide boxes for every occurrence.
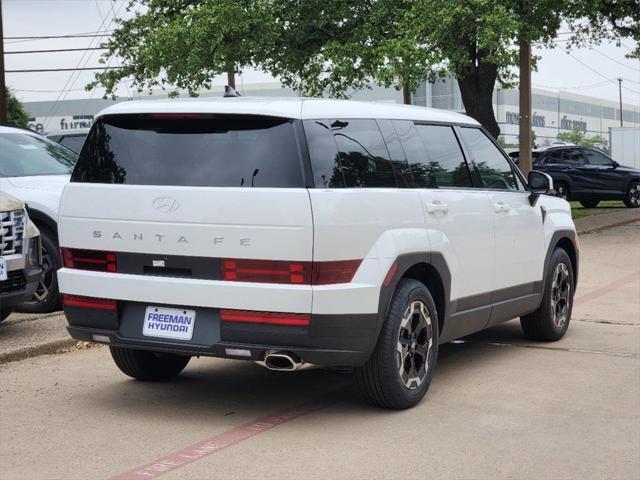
[0,0,7,125]
[617,78,623,127]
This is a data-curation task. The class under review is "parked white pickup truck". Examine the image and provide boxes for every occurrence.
[0,192,42,322]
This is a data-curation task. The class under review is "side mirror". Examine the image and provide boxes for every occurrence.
[527,171,554,206]
[612,160,619,168]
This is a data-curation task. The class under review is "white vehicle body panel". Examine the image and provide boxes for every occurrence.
[57,98,577,364]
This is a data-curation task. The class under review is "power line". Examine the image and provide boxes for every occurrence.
[567,52,640,96]
[6,66,123,73]
[5,47,106,55]
[3,32,113,40]
[590,48,640,72]
[12,88,88,93]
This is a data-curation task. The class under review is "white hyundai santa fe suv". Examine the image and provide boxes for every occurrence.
[58,98,578,408]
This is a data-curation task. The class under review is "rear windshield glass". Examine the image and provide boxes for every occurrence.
[72,114,305,187]
[0,132,77,177]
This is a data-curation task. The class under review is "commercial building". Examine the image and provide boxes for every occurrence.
[23,78,640,148]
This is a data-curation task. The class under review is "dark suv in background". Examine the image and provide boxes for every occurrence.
[510,146,640,208]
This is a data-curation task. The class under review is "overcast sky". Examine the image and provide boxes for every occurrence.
[4,0,640,106]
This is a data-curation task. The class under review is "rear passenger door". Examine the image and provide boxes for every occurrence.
[581,148,624,194]
[458,127,545,325]
[392,121,496,338]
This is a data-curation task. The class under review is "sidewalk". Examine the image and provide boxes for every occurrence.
[574,208,640,234]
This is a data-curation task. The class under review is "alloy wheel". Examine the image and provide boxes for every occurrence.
[23,243,51,304]
[551,262,571,329]
[397,300,434,389]
[628,184,640,207]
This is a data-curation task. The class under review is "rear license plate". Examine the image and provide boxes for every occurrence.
[0,258,7,281]
[142,306,196,341]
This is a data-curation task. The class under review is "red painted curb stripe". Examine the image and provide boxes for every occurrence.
[109,393,340,480]
[574,271,639,306]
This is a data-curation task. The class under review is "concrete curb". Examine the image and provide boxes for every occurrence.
[575,210,640,235]
[0,339,84,365]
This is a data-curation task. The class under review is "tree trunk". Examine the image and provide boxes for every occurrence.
[226,70,236,89]
[457,62,500,139]
[402,83,411,105]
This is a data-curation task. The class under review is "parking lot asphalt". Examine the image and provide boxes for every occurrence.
[1,222,638,480]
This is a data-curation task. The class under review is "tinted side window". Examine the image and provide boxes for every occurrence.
[377,119,413,187]
[415,125,472,188]
[303,119,344,188]
[545,150,563,164]
[331,119,397,188]
[584,149,612,166]
[561,149,585,166]
[459,127,518,190]
[392,120,431,188]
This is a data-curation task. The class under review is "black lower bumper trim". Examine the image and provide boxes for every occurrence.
[66,325,371,366]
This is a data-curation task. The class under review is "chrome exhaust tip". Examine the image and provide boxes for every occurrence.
[260,351,303,371]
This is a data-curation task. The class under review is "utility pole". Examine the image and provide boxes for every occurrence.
[617,77,623,127]
[0,0,7,125]
[518,0,532,178]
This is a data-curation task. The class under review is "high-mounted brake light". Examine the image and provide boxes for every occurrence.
[146,113,205,119]
[61,248,117,272]
[220,309,310,326]
[221,259,361,285]
[62,294,117,311]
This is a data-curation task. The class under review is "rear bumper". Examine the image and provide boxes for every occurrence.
[64,301,379,367]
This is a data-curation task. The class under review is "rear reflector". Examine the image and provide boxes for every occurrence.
[220,309,310,326]
[383,261,398,286]
[62,294,117,311]
[61,248,117,272]
[221,259,361,285]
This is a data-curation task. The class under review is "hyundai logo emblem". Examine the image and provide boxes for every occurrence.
[152,196,180,213]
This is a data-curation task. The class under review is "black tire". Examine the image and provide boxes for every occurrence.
[355,279,439,409]
[579,199,599,209]
[521,248,574,341]
[554,182,570,201]
[0,308,13,323]
[110,346,191,381]
[15,227,61,313]
[623,181,640,208]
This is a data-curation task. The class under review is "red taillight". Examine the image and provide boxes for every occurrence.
[221,259,361,285]
[220,309,310,326]
[222,259,311,284]
[62,294,117,311]
[61,248,117,272]
[313,260,362,285]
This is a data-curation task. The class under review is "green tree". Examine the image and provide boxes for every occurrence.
[88,1,637,139]
[88,0,276,96]
[265,1,574,137]
[569,0,640,58]
[6,88,30,127]
[557,128,607,148]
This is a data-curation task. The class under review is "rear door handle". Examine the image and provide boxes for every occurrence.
[493,201,511,213]
[426,202,449,214]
